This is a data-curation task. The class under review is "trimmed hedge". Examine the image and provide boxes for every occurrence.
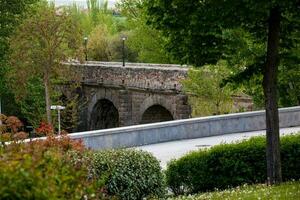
[91,149,165,200]
[166,133,300,195]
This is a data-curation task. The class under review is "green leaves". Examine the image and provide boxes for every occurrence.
[8,2,83,125]
[166,133,300,195]
[91,149,166,199]
[182,62,234,116]
[145,0,300,108]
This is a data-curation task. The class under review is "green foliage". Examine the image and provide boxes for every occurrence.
[117,0,174,63]
[59,94,81,133]
[166,134,300,195]
[182,62,234,116]
[85,25,138,62]
[70,0,126,36]
[0,0,38,116]
[222,28,300,108]
[91,149,165,200]
[8,2,83,124]
[126,22,174,63]
[107,31,138,62]
[87,25,111,61]
[146,1,299,65]
[145,0,300,105]
[168,181,300,200]
[146,2,299,184]
[70,0,138,62]
[278,64,300,107]
[17,77,46,127]
[0,0,37,63]
[280,134,300,180]
[0,136,102,199]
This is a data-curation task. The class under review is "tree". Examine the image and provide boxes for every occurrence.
[182,62,234,116]
[0,0,37,116]
[145,1,300,184]
[9,2,83,124]
[87,25,111,61]
[70,0,125,36]
[221,28,300,109]
[117,0,174,63]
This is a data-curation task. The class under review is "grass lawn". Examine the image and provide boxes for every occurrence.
[168,181,300,200]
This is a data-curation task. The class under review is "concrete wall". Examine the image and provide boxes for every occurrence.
[69,106,300,150]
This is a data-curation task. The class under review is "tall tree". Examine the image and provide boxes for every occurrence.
[9,2,82,124]
[117,0,174,63]
[0,0,37,116]
[145,1,300,184]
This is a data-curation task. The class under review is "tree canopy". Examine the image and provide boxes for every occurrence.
[8,2,83,125]
[0,0,38,116]
[145,0,300,184]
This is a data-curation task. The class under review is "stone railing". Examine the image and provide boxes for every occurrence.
[69,106,300,150]
[67,61,189,92]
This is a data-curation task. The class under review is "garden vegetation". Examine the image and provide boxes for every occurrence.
[0,116,165,199]
[166,133,300,195]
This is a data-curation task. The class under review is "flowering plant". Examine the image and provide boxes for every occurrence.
[35,122,54,136]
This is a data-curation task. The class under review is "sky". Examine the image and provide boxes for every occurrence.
[49,0,117,8]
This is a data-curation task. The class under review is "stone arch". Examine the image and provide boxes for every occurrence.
[140,104,174,124]
[90,99,119,130]
[87,89,120,126]
[139,96,174,124]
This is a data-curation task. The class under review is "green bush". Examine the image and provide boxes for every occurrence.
[0,136,103,200]
[91,149,165,200]
[166,133,300,195]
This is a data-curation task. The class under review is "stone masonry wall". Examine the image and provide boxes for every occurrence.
[68,61,188,92]
[64,62,253,131]
[67,62,191,131]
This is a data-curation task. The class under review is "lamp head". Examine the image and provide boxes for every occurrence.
[51,105,65,110]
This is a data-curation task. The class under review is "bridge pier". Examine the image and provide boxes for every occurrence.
[118,89,132,127]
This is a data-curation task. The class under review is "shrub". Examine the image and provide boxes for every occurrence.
[91,149,165,200]
[35,122,54,136]
[0,115,28,143]
[166,133,300,195]
[0,136,104,199]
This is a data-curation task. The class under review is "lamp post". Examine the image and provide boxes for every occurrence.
[50,105,65,135]
[84,36,88,61]
[122,37,126,67]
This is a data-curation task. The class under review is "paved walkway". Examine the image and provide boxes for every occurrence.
[136,126,300,169]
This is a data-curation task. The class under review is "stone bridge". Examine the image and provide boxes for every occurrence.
[65,62,191,131]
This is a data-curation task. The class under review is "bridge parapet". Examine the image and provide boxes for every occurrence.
[69,106,300,150]
[68,61,189,92]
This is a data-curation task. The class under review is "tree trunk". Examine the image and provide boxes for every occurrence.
[263,7,282,185]
[44,71,52,124]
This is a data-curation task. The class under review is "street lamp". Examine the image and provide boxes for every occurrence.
[50,105,65,135]
[122,36,126,67]
[84,36,88,61]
